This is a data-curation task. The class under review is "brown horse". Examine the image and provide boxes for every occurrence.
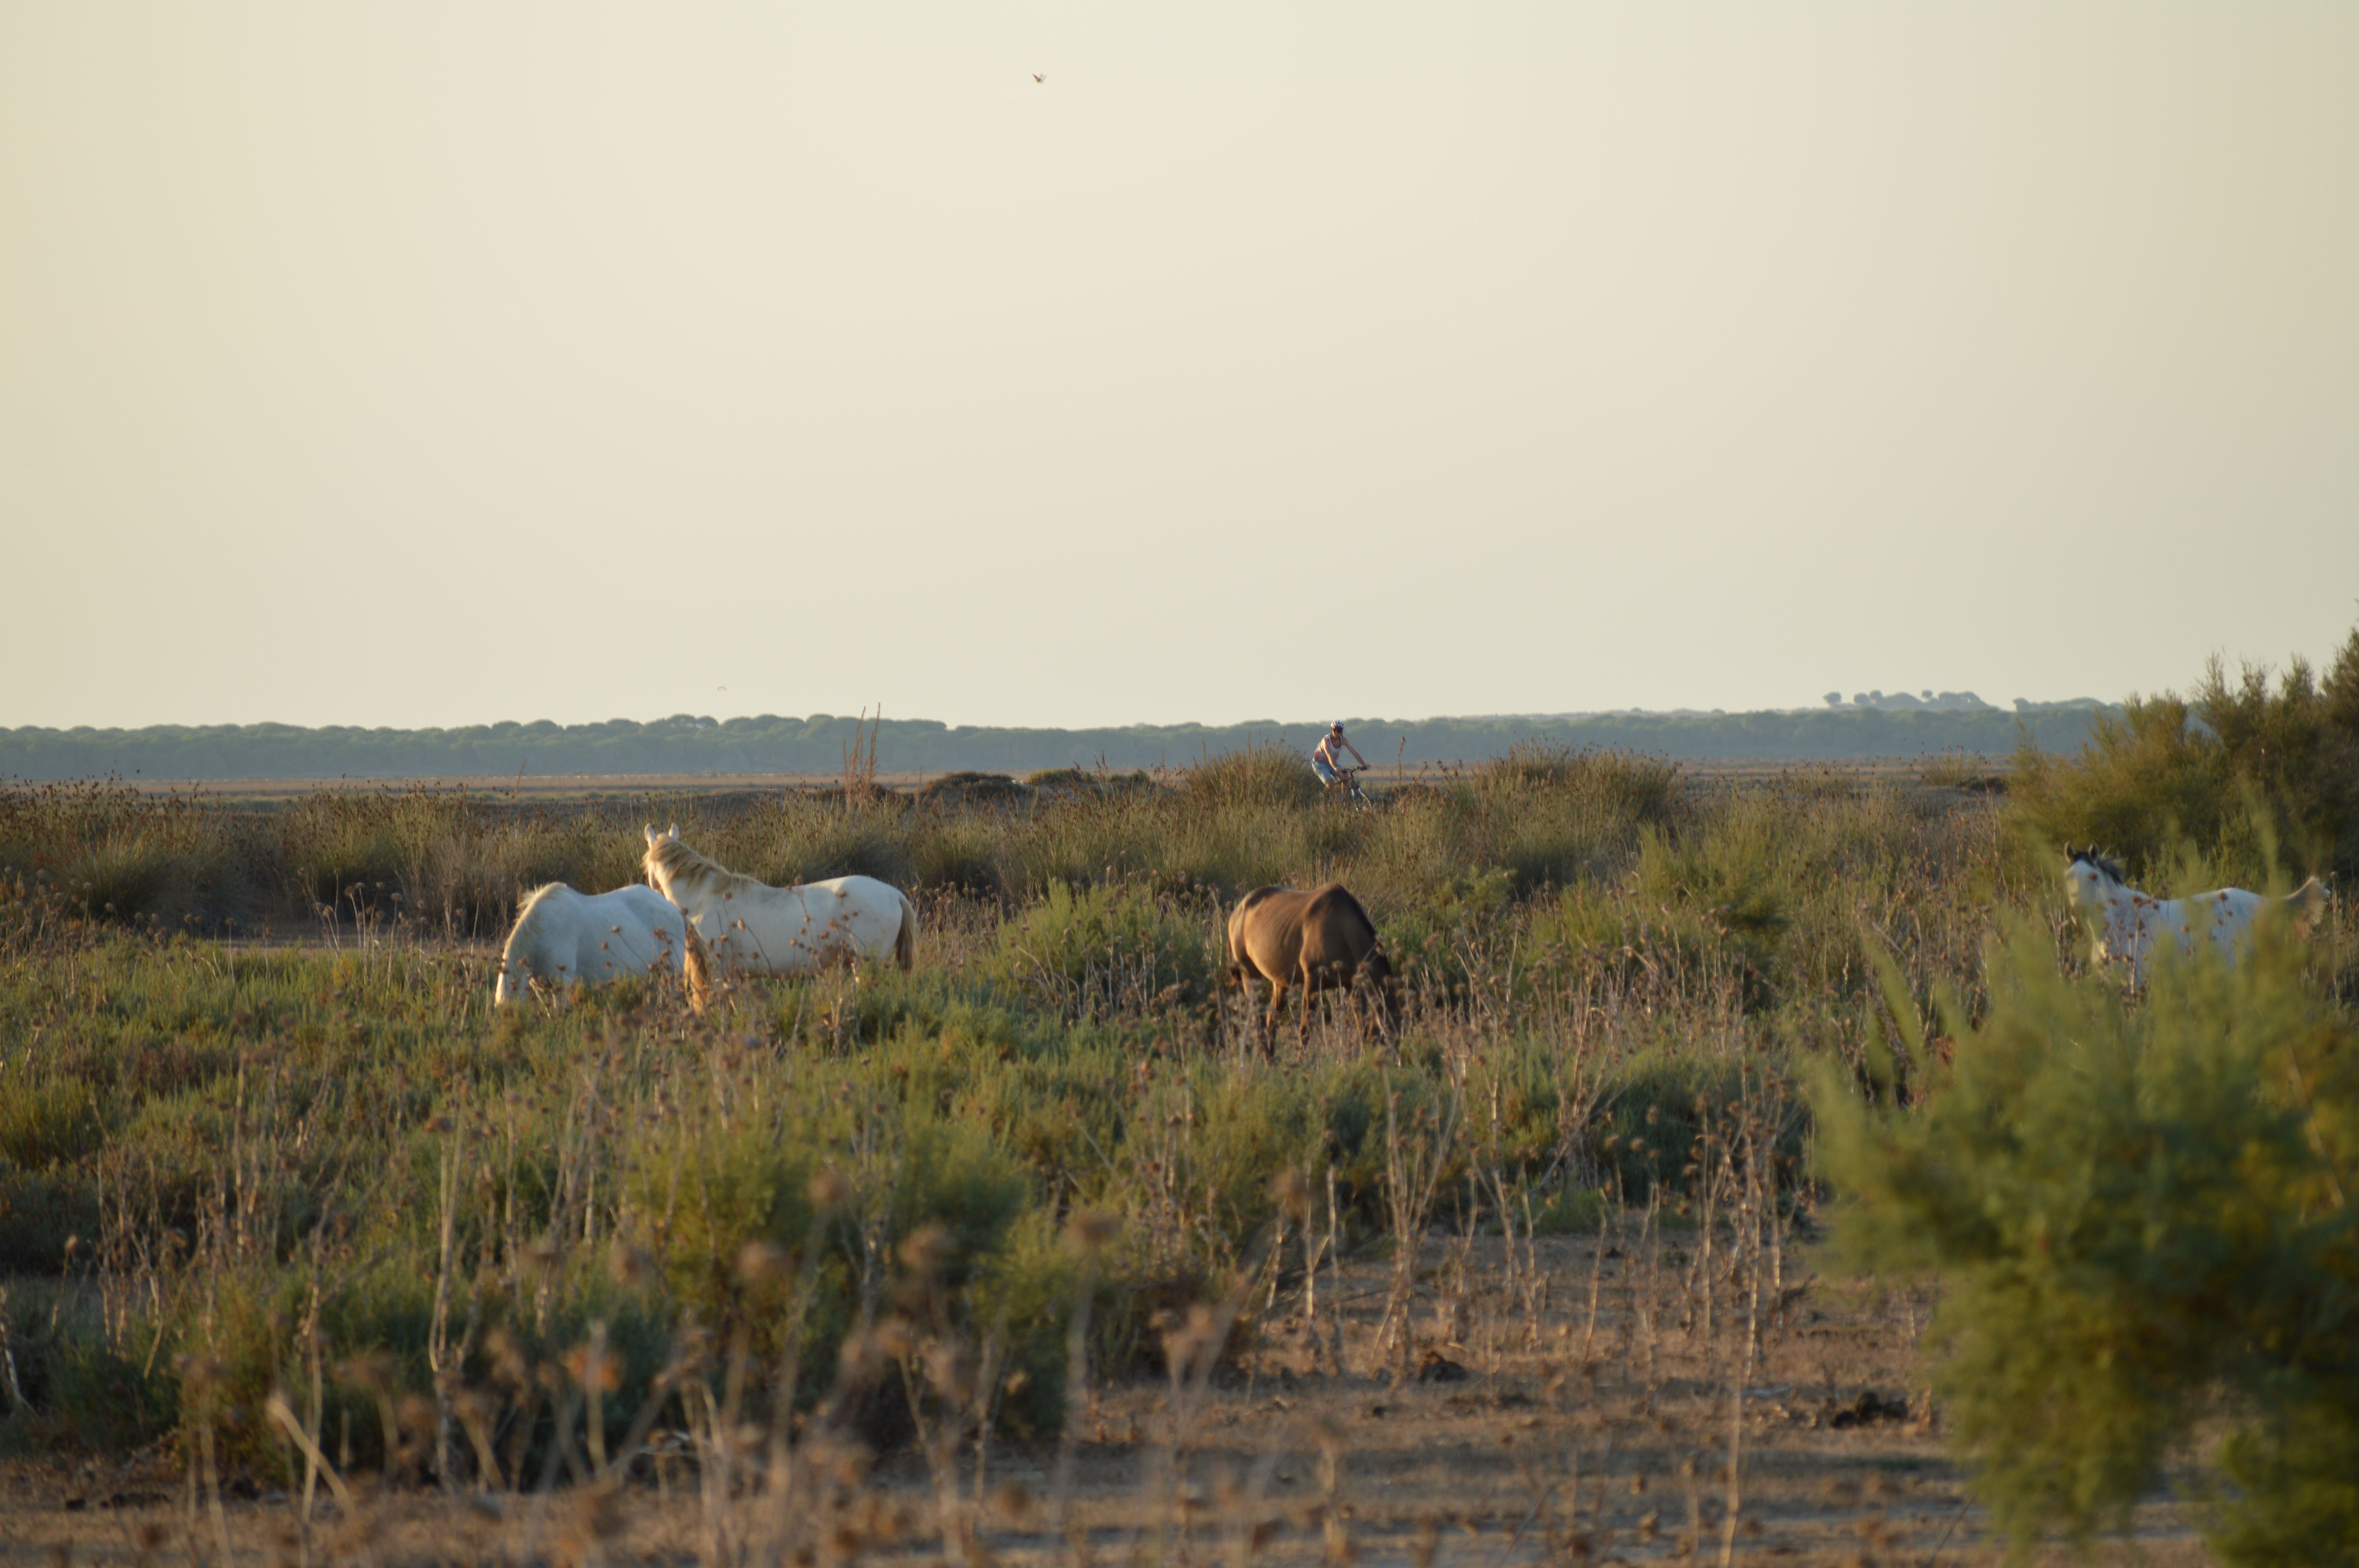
[1225,884,1396,1049]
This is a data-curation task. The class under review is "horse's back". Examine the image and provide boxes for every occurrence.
[713,871,912,972]
[805,873,902,902]
[564,884,688,975]
[2088,872,2329,979]
[1230,885,1309,958]
[611,882,685,931]
[1231,883,1376,978]
[1303,883,1374,936]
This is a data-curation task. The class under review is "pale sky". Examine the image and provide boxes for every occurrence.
[4,3,2355,731]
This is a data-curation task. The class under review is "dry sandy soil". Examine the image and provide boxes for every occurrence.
[0,1234,2201,1567]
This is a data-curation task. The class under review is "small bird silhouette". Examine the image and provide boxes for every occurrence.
[1032,73,1044,83]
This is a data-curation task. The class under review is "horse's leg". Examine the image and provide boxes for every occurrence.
[1297,961,1316,1053]
[1263,978,1288,1054]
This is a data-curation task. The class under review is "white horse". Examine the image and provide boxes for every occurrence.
[2062,845,2329,982]
[641,825,916,978]
[494,882,695,1004]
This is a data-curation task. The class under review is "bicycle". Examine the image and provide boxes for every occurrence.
[1323,763,1375,809]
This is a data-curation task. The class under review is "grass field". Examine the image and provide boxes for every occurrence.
[0,747,2337,1565]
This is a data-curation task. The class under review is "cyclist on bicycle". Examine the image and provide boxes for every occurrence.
[1311,722,1367,788]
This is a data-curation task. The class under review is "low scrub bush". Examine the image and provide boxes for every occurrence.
[986,882,1219,1014]
[1817,922,2359,1562]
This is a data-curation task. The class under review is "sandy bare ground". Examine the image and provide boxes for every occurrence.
[0,1236,2201,1567]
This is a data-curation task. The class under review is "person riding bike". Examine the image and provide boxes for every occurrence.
[1311,722,1367,789]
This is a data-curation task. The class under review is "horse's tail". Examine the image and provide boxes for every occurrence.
[894,889,918,971]
[682,922,714,1015]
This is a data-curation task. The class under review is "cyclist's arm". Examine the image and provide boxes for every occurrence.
[1343,739,1369,767]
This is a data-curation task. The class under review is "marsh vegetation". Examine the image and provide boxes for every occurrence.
[2,663,2355,1564]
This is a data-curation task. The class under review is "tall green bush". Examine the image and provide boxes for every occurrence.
[1814,922,2359,1560]
[2011,619,2359,884]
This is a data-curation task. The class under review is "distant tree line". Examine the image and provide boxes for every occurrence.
[0,706,2119,782]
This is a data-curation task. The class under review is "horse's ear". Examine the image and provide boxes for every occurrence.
[667,823,679,840]
[644,824,659,846]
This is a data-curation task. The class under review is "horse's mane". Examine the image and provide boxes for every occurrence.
[1312,882,1386,953]
[645,835,765,900]
[516,881,570,915]
[2066,846,2128,886]
[1327,883,1379,936]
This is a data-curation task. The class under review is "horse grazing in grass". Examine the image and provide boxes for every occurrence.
[495,882,696,1005]
[1226,883,1396,1049]
[2063,845,2330,983]
[641,825,916,978]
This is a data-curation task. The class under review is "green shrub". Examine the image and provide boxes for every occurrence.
[1379,867,1516,986]
[1815,920,2359,1561]
[1527,1185,1606,1236]
[0,1294,178,1455]
[986,882,1219,1013]
[2010,619,2359,885]
[1585,1049,1799,1198]
[0,1172,98,1273]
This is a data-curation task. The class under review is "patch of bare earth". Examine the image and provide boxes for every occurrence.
[0,1235,2203,1566]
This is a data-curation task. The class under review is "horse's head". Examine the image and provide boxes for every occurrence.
[642,823,681,890]
[2062,844,2128,911]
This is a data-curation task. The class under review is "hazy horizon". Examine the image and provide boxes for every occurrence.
[5,4,2355,731]
[0,689,2109,737]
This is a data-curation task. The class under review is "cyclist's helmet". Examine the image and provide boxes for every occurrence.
[1330,721,1344,733]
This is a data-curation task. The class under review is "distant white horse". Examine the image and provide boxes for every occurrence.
[2062,845,2329,983]
[495,882,694,1005]
[641,825,916,977]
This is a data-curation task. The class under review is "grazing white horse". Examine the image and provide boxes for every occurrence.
[495,882,693,1004]
[2062,845,2329,982]
[640,825,916,977]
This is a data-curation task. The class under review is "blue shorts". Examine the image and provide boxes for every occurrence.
[1312,756,1339,784]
